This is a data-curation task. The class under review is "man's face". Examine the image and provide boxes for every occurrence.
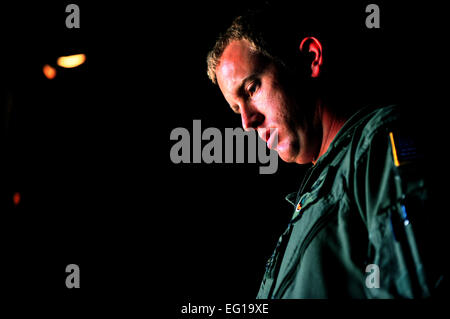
[215,39,320,164]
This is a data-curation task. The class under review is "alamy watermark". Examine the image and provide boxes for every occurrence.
[365,264,380,289]
[169,120,279,174]
[65,264,80,288]
[65,4,80,29]
[365,4,380,29]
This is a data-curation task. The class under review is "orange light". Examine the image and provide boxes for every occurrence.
[13,192,21,206]
[389,132,400,167]
[43,64,57,79]
[57,53,86,68]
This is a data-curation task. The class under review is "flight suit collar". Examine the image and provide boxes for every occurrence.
[283,105,383,208]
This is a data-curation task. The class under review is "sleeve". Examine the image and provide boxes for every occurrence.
[353,127,433,298]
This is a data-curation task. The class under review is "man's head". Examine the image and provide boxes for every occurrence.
[206,7,326,164]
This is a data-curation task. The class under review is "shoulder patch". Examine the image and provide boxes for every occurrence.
[389,130,423,167]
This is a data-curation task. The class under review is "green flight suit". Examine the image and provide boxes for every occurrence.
[257,105,437,298]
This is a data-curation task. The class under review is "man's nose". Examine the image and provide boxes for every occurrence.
[240,104,264,131]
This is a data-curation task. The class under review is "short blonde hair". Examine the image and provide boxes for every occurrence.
[206,14,275,84]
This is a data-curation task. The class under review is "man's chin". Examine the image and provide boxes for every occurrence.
[277,145,311,164]
[276,147,297,164]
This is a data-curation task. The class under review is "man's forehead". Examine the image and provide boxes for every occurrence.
[216,39,259,92]
[220,39,255,66]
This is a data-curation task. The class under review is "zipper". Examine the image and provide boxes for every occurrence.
[273,210,337,298]
[297,161,331,203]
[298,165,316,196]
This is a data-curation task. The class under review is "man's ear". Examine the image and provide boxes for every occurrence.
[300,37,323,78]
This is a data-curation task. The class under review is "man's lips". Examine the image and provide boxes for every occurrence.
[264,129,271,142]
[259,128,278,149]
[258,128,270,142]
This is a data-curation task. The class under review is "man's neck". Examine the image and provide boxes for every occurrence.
[312,106,347,165]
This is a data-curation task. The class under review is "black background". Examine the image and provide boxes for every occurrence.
[1,0,448,316]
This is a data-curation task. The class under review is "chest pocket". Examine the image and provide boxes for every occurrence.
[272,166,346,298]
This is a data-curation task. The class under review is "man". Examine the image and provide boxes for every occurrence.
[206,5,444,298]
